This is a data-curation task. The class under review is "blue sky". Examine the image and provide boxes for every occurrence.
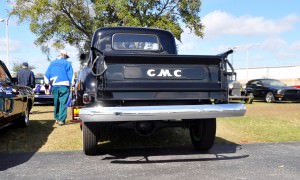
[1,0,300,74]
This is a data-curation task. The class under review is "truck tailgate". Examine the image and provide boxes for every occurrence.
[98,54,227,100]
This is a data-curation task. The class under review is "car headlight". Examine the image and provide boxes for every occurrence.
[277,89,283,94]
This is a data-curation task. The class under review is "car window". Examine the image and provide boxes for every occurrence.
[112,33,159,51]
[261,79,286,87]
[249,80,261,86]
[35,78,45,85]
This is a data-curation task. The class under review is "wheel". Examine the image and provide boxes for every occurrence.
[245,93,254,104]
[189,118,216,151]
[265,92,275,103]
[16,104,30,128]
[82,122,98,155]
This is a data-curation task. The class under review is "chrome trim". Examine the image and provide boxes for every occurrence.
[229,96,252,99]
[79,104,246,122]
[34,95,53,98]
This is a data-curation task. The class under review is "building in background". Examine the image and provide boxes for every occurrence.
[235,65,300,86]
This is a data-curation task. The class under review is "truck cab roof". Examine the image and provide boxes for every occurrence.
[91,26,177,55]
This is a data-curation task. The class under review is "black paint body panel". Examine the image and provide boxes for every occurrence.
[76,27,229,106]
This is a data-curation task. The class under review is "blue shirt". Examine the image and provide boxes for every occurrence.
[44,57,74,87]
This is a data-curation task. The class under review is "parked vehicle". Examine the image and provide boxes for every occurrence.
[246,79,300,103]
[293,85,300,89]
[33,76,53,105]
[74,27,246,155]
[227,72,254,104]
[0,60,34,129]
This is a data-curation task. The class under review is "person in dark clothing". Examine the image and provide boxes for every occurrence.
[17,62,35,88]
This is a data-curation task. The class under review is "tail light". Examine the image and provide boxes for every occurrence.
[71,106,85,122]
[72,107,80,120]
[83,93,91,104]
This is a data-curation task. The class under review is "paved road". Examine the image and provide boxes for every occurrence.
[0,142,299,180]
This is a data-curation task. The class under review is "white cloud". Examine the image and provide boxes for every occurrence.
[176,31,199,51]
[0,37,21,52]
[0,38,6,52]
[260,37,288,51]
[202,11,300,39]
[291,41,300,50]
[177,10,300,68]
[256,38,299,59]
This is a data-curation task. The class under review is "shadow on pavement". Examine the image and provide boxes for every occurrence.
[0,119,56,171]
[96,128,249,164]
[101,142,248,164]
[0,123,248,169]
[0,152,35,171]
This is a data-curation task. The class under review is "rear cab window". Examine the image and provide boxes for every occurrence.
[112,33,160,51]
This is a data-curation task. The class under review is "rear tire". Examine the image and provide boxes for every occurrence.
[82,122,98,155]
[189,118,216,151]
[16,105,30,128]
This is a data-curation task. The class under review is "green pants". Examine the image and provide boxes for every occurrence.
[52,86,70,122]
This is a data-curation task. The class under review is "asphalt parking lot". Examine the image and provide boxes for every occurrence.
[1,142,299,180]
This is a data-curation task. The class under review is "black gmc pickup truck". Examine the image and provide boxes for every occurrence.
[75,26,246,155]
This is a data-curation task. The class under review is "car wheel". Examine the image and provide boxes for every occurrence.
[82,122,98,155]
[16,104,30,128]
[245,93,254,104]
[265,92,275,103]
[189,118,216,151]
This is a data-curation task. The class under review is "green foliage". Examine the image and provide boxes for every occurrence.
[10,0,204,64]
[36,73,45,77]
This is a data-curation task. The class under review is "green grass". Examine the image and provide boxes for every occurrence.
[217,102,300,143]
[0,102,299,153]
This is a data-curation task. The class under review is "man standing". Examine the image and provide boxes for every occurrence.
[17,62,35,88]
[44,50,74,126]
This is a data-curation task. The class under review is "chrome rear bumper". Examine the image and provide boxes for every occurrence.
[79,103,246,122]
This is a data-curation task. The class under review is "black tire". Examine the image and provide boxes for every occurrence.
[16,105,30,128]
[265,92,275,103]
[189,118,216,151]
[245,93,254,104]
[82,122,98,155]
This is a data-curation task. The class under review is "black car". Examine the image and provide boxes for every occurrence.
[0,60,34,129]
[33,76,53,105]
[246,79,300,103]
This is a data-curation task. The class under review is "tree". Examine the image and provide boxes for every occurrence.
[36,73,45,77]
[11,0,204,64]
